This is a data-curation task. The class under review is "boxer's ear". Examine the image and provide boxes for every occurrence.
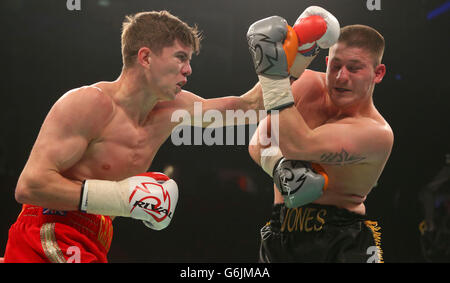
[374,64,386,84]
[137,47,152,68]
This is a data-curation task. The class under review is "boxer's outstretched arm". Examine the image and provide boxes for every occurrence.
[15,87,114,210]
[199,82,264,117]
[170,82,264,128]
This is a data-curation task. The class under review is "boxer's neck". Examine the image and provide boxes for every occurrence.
[113,67,159,126]
[328,94,375,120]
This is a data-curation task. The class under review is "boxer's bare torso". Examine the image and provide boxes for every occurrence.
[16,40,200,212]
[62,83,175,183]
[18,83,182,216]
[17,70,262,214]
[56,83,190,220]
[273,70,393,215]
[63,81,262,183]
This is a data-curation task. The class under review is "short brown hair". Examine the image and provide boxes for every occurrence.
[121,10,202,68]
[337,24,385,66]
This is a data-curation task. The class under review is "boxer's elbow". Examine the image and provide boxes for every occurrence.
[279,140,295,159]
[248,144,261,166]
[279,129,314,160]
[279,140,304,160]
[15,171,48,205]
[15,178,36,205]
[248,129,262,165]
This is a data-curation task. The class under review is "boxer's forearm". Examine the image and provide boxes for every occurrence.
[276,107,375,166]
[199,83,263,127]
[276,107,315,159]
[238,82,264,112]
[202,96,257,126]
[15,169,82,211]
[248,126,284,177]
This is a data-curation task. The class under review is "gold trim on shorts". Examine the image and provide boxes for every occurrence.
[97,215,113,251]
[364,220,384,263]
[40,223,67,263]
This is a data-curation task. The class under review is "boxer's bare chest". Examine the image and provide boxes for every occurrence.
[65,106,175,181]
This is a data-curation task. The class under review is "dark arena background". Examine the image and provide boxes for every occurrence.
[1,0,449,263]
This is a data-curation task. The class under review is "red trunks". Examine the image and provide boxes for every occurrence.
[4,205,113,263]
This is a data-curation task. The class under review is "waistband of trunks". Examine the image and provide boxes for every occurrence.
[270,203,369,226]
[17,204,113,252]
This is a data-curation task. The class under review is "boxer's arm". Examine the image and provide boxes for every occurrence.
[249,71,327,170]
[15,87,114,210]
[197,82,264,115]
[248,125,263,167]
[170,83,264,128]
[251,70,390,165]
[249,115,328,208]
[277,109,393,165]
[248,116,282,173]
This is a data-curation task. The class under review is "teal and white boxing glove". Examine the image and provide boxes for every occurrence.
[273,158,329,208]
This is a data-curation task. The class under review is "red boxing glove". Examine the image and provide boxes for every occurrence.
[294,15,327,47]
[293,6,340,56]
[288,6,340,79]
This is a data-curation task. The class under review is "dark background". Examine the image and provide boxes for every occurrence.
[1,0,449,262]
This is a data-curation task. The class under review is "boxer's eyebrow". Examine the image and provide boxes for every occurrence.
[332,57,364,65]
[348,59,364,65]
[174,51,191,62]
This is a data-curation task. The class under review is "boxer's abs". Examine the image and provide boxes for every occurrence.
[64,104,175,182]
[62,117,173,220]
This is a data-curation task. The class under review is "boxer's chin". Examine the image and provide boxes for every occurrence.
[175,85,182,95]
[161,87,179,101]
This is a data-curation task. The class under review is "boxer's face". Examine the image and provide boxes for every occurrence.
[325,43,385,109]
[147,40,193,101]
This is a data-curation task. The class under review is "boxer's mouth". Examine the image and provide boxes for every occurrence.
[334,87,351,93]
[177,80,187,88]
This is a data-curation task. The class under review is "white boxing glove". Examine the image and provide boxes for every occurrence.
[80,172,178,231]
[290,6,340,79]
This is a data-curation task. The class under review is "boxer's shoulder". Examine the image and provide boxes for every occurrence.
[294,69,325,85]
[154,89,203,113]
[334,115,392,136]
[360,112,394,145]
[291,70,327,111]
[337,115,393,157]
[58,83,113,106]
[50,85,116,135]
[59,84,115,115]
[292,70,326,96]
[173,89,203,104]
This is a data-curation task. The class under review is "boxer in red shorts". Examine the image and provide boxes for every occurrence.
[5,205,113,263]
[4,10,263,263]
